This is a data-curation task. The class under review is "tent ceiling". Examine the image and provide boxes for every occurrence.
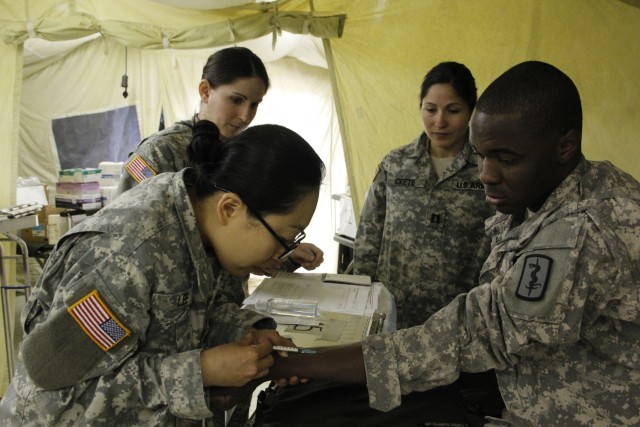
[0,1,345,49]
[3,0,640,213]
[149,0,257,9]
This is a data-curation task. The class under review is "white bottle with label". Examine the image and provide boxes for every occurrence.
[47,214,69,245]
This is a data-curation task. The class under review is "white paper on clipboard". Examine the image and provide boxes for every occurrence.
[243,272,374,316]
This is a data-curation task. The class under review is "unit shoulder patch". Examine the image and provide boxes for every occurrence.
[515,254,553,301]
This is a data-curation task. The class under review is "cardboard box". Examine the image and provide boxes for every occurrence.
[20,224,47,243]
[58,168,101,183]
[20,205,68,244]
[55,181,101,196]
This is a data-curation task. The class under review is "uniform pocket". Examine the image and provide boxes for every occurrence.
[149,291,192,350]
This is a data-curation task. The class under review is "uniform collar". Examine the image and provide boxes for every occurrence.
[172,169,216,297]
[421,133,478,181]
[485,155,588,245]
[411,132,477,164]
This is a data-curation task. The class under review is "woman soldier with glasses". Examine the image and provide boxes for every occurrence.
[214,184,307,262]
[0,121,325,426]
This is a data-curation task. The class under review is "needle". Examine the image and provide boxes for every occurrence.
[272,345,317,355]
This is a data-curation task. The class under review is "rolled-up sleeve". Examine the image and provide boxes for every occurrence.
[159,349,212,418]
[362,333,402,411]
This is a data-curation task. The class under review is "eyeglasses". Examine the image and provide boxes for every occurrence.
[213,185,306,260]
[249,208,306,260]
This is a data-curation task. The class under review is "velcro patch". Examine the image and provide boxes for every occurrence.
[68,290,130,351]
[515,255,552,301]
[125,154,156,183]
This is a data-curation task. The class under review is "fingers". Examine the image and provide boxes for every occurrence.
[202,331,304,388]
[201,339,274,387]
[250,330,298,358]
[234,341,274,384]
[252,338,276,359]
[274,375,308,387]
[239,331,255,345]
[253,330,295,348]
[290,243,324,270]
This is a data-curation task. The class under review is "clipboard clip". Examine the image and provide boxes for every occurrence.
[368,311,386,335]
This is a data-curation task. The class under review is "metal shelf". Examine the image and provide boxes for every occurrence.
[0,215,37,378]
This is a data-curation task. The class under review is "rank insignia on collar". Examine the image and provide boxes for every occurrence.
[516,255,552,301]
[68,290,131,351]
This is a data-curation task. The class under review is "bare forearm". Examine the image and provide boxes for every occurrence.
[207,343,366,410]
[269,343,366,384]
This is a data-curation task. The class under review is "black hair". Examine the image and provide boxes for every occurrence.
[189,120,325,216]
[202,47,270,91]
[419,62,477,111]
[186,118,222,165]
[475,61,582,138]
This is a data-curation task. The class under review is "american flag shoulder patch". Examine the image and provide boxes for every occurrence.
[125,155,156,183]
[68,290,131,351]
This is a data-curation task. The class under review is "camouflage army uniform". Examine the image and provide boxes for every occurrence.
[118,121,252,425]
[0,169,271,426]
[354,133,494,328]
[362,158,640,426]
[116,120,193,196]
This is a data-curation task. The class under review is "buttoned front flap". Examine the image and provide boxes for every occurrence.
[149,290,194,351]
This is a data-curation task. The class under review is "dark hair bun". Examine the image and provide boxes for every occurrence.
[189,120,222,165]
[193,119,220,140]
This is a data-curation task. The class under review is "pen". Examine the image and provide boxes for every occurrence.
[272,345,317,355]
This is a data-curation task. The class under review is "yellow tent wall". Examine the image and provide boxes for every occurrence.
[3,0,637,215]
[323,0,640,213]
